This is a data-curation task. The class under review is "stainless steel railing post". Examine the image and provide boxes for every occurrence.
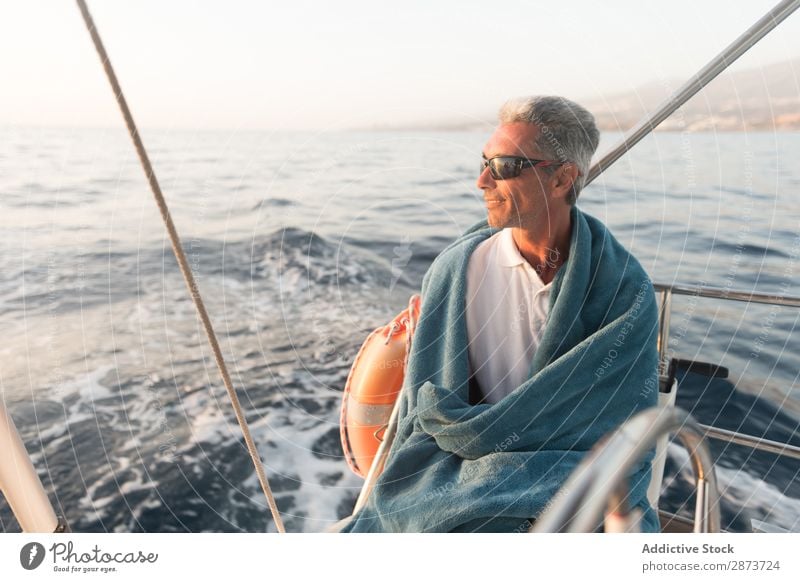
[532,407,720,533]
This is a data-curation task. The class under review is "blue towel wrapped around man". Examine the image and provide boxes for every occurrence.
[339,204,660,533]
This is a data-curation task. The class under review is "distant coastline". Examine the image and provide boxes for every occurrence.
[586,56,800,132]
[367,57,800,133]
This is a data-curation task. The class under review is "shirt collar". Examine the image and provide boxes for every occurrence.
[497,228,526,268]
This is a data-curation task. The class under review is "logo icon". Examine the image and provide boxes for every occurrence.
[20,542,46,570]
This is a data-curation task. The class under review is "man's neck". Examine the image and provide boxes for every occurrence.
[511,210,572,285]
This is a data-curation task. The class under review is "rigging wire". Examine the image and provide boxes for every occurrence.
[74,0,286,533]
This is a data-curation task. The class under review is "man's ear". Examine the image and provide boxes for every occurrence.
[550,163,579,201]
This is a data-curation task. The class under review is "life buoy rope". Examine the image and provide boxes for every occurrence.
[340,295,420,477]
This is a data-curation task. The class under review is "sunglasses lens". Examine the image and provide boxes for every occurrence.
[489,157,519,180]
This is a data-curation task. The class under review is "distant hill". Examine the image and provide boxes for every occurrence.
[374,58,800,132]
[585,58,800,131]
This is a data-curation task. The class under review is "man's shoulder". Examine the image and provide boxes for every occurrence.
[420,221,497,296]
[577,208,656,324]
[581,208,652,285]
[435,221,498,265]
[462,218,491,237]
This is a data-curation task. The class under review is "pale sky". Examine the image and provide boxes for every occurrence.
[1,0,798,130]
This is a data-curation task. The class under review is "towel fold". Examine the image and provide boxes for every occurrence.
[340,205,660,533]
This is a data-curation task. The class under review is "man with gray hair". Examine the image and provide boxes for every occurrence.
[468,95,601,406]
[340,96,660,534]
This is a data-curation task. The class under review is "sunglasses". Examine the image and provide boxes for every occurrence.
[481,155,562,180]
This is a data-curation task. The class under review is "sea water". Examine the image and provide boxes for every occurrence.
[1,127,798,532]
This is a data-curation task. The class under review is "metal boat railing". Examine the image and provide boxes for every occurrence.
[699,424,800,461]
[653,283,800,531]
[655,281,800,366]
[654,281,800,467]
[531,407,721,533]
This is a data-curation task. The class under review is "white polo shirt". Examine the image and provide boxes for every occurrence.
[465,228,552,405]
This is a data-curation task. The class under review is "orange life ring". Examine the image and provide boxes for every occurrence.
[340,295,421,477]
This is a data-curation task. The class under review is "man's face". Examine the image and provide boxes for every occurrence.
[477,122,562,231]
